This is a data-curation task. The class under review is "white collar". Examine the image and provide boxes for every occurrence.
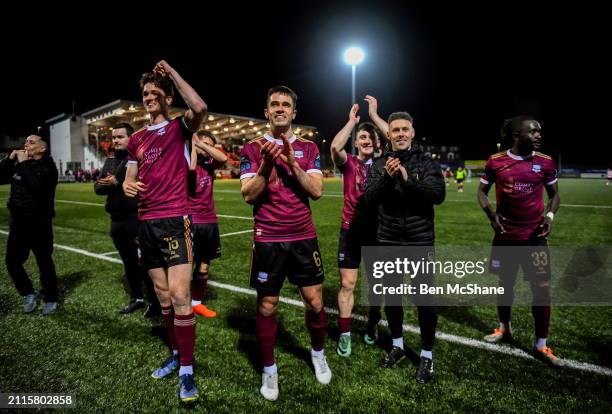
[147,120,169,131]
[507,149,534,160]
[264,133,297,145]
[359,156,373,165]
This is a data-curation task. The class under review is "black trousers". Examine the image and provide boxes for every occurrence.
[110,218,157,304]
[6,217,58,302]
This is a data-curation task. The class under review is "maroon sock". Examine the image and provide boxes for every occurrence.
[338,317,351,334]
[161,305,178,351]
[306,308,327,352]
[532,306,551,338]
[174,313,196,366]
[191,271,208,302]
[256,313,277,367]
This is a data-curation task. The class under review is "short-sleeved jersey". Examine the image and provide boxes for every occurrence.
[127,117,192,220]
[481,150,557,240]
[455,169,466,180]
[239,134,322,242]
[189,156,223,224]
[338,153,372,229]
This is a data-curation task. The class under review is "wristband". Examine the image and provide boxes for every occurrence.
[546,212,554,221]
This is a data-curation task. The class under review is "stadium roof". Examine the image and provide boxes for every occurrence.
[66,99,318,144]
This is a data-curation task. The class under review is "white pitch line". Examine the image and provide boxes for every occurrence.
[442,199,612,209]
[54,197,612,209]
[3,196,612,210]
[220,229,253,237]
[53,199,254,220]
[56,199,104,207]
[100,251,120,256]
[1,229,610,377]
[217,214,253,220]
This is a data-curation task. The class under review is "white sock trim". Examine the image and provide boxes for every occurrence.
[392,337,404,349]
[179,365,193,376]
[263,364,277,375]
[535,338,547,349]
[311,348,324,358]
[420,350,433,360]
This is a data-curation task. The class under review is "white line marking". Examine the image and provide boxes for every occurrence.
[217,214,253,220]
[54,199,254,220]
[56,199,104,207]
[6,197,603,210]
[1,229,610,377]
[100,251,120,256]
[220,229,253,237]
[442,199,612,209]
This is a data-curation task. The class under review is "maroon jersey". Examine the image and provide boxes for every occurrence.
[189,157,223,224]
[339,153,372,229]
[481,150,557,240]
[127,117,192,220]
[239,134,322,242]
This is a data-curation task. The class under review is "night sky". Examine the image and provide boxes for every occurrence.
[2,2,609,165]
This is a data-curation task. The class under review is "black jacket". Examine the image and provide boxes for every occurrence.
[364,148,445,245]
[94,151,137,221]
[0,155,58,220]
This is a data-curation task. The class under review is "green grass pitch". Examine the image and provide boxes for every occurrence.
[0,178,611,413]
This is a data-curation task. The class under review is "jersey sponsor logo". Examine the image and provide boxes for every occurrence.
[143,147,163,165]
[257,271,269,282]
[513,182,534,195]
[532,164,541,173]
[240,156,251,172]
[294,150,304,158]
[314,154,321,170]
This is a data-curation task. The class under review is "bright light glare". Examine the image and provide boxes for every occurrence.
[343,47,365,66]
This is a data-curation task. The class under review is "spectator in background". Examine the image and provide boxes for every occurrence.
[0,135,59,315]
[95,122,160,317]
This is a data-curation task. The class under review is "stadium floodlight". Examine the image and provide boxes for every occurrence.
[343,47,365,66]
[343,46,365,153]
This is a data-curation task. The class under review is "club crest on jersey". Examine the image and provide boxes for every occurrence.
[532,164,541,173]
[257,272,269,282]
[240,156,251,173]
[157,127,166,136]
[294,150,304,158]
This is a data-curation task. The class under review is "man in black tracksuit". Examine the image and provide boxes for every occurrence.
[94,123,159,316]
[0,135,59,315]
[364,112,445,384]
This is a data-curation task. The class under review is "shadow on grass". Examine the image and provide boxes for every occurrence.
[437,306,491,333]
[226,306,311,372]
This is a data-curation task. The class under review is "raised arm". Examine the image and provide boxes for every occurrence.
[330,104,360,166]
[364,95,388,136]
[193,134,228,165]
[154,60,207,131]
